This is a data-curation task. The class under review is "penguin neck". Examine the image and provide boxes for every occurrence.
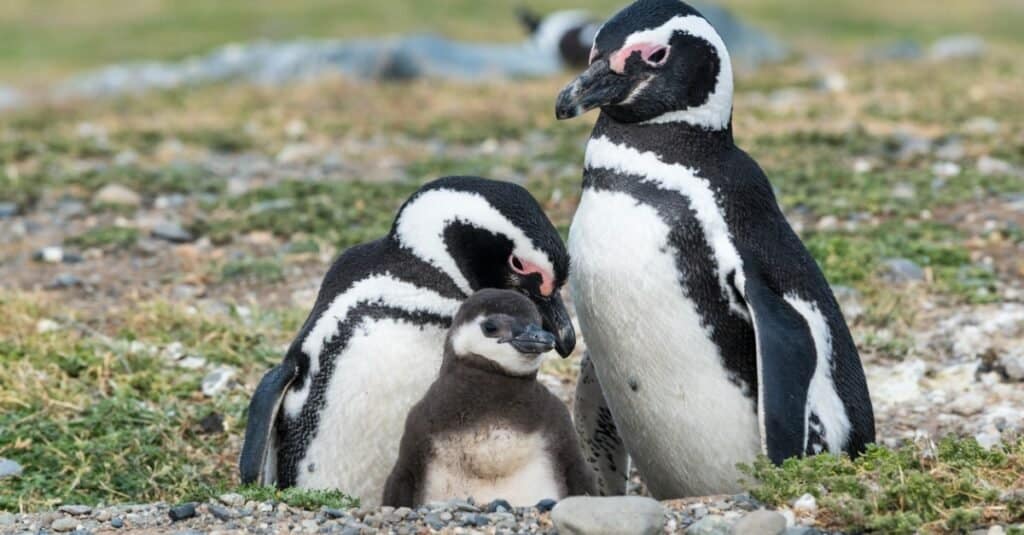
[589,112,735,167]
[441,347,538,381]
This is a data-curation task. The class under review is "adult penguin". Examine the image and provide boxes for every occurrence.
[555,0,874,498]
[239,176,575,506]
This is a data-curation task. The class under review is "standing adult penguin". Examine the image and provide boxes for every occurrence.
[554,0,875,498]
[239,176,575,506]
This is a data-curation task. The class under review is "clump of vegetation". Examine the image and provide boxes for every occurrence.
[742,437,1024,534]
[64,226,139,250]
[220,257,286,284]
[236,486,358,510]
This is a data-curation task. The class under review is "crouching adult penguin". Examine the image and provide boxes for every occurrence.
[555,0,875,498]
[383,289,595,507]
[239,176,575,506]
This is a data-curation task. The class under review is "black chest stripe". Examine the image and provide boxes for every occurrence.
[275,303,450,487]
[583,167,758,396]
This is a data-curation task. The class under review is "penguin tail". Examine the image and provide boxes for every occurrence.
[517,5,542,34]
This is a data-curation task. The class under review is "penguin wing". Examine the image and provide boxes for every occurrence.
[239,360,298,485]
[741,267,817,464]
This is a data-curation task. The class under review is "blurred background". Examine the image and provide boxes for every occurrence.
[2,0,1023,515]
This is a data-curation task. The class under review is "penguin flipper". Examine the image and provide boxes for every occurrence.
[573,353,629,495]
[741,270,817,465]
[239,360,297,485]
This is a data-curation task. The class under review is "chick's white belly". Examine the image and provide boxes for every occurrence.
[569,189,760,498]
[296,318,447,507]
[422,428,561,506]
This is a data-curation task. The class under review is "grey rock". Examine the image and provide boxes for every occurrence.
[48,273,82,289]
[151,222,194,243]
[0,513,14,526]
[447,498,480,512]
[92,184,142,207]
[1000,349,1024,381]
[536,498,557,512]
[0,202,18,218]
[207,503,235,521]
[552,496,666,535]
[865,40,923,62]
[168,503,197,522]
[59,505,92,516]
[935,139,966,160]
[424,513,446,530]
[486,499,512,513]
[881,258,926,283]
[784,528,822,535]
[732,510,786,535]
[51,517,79,532]
[893,132,932,161]
[110,517,124,528]
[930,35,986,61]
[201,366,236,397]
[687,515,733,535]
[977,156,1016,176]
[964,117,1001,135]
[324,508,348,519]
[0,457,23,478]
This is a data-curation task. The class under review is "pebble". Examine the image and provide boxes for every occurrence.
[49,273,82,289]
[792,494,817,515]
[977,156,1015,176]
[881,258,926,283]
[92,183,142,207]
[50,517,79,532]
[1000,349,1024,381]
[169,503,197,522]
[207,503,235,521]
[930,34,986,61]
[732,510,787,535]
[932,161,962,177]
[151,221,194,243]
[552,496,666,535]
[424,513,445,530]
[35,246,66,263]
[59,505,92,515]
[0,201,18,218]
[201,366,237,397]
[686,514,733,535]
[218,493,245,507]
[485,499,512,513]
[110,517,124,528]
[0,457,24,478]
[535,498,557,512]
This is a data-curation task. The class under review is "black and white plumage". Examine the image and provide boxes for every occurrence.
[555,0,875,498]
[239,176,575,506]
[383,289,595,507]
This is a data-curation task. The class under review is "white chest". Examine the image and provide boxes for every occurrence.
[296,317,448,507]
[422,428,562,506]
[569,188,760,498]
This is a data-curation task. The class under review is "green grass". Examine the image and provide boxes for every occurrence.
[742,437,1024,534]
[64,226,139,251]
[236,486,359,510]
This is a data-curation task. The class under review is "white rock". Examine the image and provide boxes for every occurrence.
[732,510,786,535]
[792,494,817,515]
[977,156,1015,176]
[852,158,874,174]
[925,360,980,393]
[868,359,926,405]
[1000,349,1024,381]
[177,356,207,370]
[202,366,237,397]
[932,161,961,177]
[38,246,64,263]
[930,35,986,61]
[93,183,142,207]
[975,429,1002,450]
[963,117,1000,135]
[950,391,985,416]
[552,496,666,535]
[36,319,60,334]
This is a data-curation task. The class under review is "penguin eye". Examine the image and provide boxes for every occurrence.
[643,45,669,67]
[509,255,526,273]
[481,320,499,336]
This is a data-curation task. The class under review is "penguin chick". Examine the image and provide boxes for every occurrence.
[383,289,595,507]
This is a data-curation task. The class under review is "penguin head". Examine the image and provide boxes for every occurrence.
[392,176,575,356]
[447,289,556,377]
[555,0,733,130]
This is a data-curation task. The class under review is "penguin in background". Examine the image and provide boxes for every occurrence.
[239,176,576,507]
[555,0,875,498]
[383,289,595,507]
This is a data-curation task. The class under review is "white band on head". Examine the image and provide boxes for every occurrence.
[394,188,556,295]
[623,14,733,130]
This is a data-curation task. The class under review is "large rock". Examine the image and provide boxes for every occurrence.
[687,514,733,535]
[552,496,666,535]
[732,510,787,535]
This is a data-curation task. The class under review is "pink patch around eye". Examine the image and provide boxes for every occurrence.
[509,255,555,297]
[609,42,670,73]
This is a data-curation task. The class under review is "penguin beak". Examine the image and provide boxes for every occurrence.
[555,58,632,120]
[502,323,557,355]
[535,293,576,357]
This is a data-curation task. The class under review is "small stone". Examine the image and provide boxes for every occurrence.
[201,366,236,397]
[393,507,412,519]
[686,514,732,535]
[733,510,787,535]
[93,184,142,207]
[447,498,480,512]
[976,430,1003,450]
[464,514,490,527]
[977,156,1015,176]
[552,496,666,535]
[35,246,65,263]
[1001,349,1024,381]
[51,517,79,532]
[208,503,235,521]
[792,494,817,515]
[324,508,347,519]
[935,140,966,161]
[964,117,1000,135]
[932,161,962,177]
[59,505,92,516]
[110,517,124,528]
[177,356,207,370]
[424,513,445,530]
[951,392,986,416]
[169,503,197,522]
[198,412,224,434]
[536,498,557,512]
[49,273,82,289]
[0,202,18,218]
[218,493,244,507]
[0,457,23,478]
[96,510,111,521]
[891,182,916,201]
[486,499,512,513]
[439,511,453,522]
[301,518,319,531]
[151,222,194,243]
[881,258,925,283]
[930,35,986,61]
